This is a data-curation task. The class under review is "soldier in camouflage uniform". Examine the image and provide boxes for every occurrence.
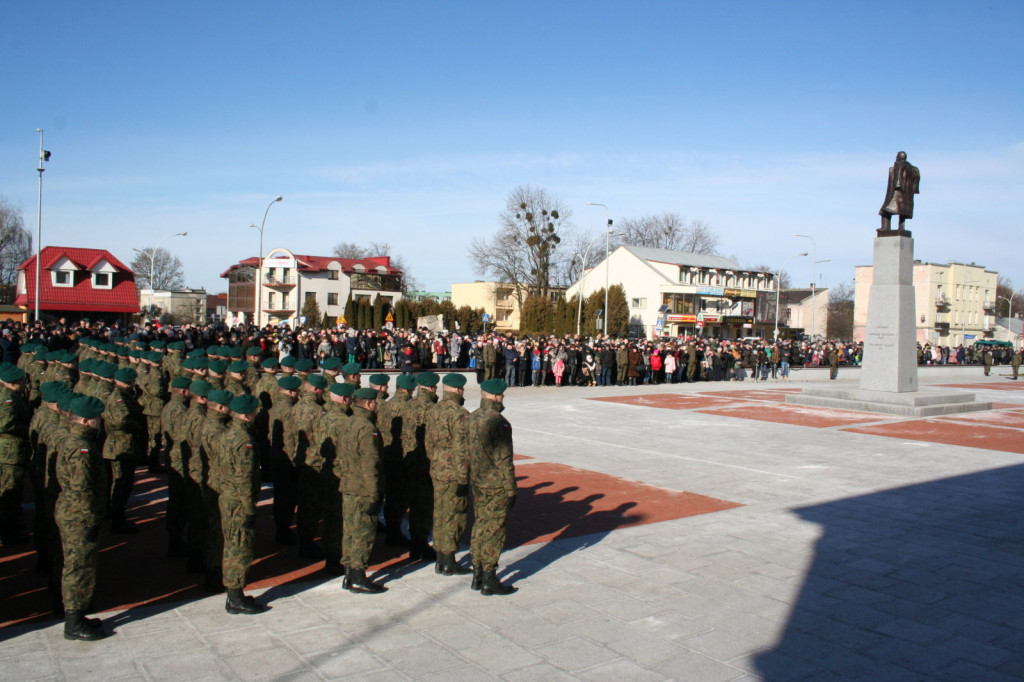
[340,387,386,594]
[102,367,145,534]
[341,361,362,387]
[466,379,517,596]
[292,374,327,559]
[29,381,62,570]
[0,366,30,545]
[161,376,192,557]
[317,382,354,575]
[140,351,168,472]
[55,394,108,640]
[269,375,300,545]
[401,372,439,561]
[225,360,249,395]
[378,374,415,546]
[243,346,263,391]
[425,373,472,576]
[201,389,235,592]
[183,380,212,573]
[219,394,268,614]
[164,341,187,383]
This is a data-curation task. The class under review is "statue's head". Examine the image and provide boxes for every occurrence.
[896,151,907,161]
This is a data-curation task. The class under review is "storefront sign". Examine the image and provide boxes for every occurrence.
[666,314,696,323]
[723,288,756,298]
[696,286,725,296]
[724,316,753,324]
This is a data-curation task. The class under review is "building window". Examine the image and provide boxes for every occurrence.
[327,293,339,306]
[328,270,339,280]
[267,292,276,309]
[305,292,316,302]
[52,270,72,287]
[93,272,111,289]
[631,297,647,308]
[282,293,289,309]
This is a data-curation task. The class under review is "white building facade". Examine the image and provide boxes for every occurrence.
[222,248,403,328]
[565,246,779,339]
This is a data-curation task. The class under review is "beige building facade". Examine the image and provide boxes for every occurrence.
[451,281,524,333]
[854,260,998,346]
[138,288,208,326]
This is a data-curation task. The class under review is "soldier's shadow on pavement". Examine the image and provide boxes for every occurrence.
[754,463,1024,680]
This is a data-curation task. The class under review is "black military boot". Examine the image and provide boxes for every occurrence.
[225,588,267,615]
[409,538,436,562]
[479,569,516,596]
[471,566,483,591]
[343,567,387,594]
[435,553,472,576]
[63,611,107,641]
[323,554,346,576]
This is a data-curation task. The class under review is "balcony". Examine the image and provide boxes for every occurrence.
[983,299,996,312]
[264,274,297,289]
[934,322,950,332]
[935,294,950,309]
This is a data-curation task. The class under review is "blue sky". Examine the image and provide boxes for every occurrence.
[2,1,1021,295]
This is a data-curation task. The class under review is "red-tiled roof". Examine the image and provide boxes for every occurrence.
[220,254,401,278]
[15,246,140,314]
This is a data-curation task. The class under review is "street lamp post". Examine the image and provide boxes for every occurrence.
[774,252,808,340]
[133,231,187,321]
[999,293,1017,344]
[586,203,612,336]
[33,129,50,324]
[574,242,595,336]
[250,195,284,329]
[792,234,831,340]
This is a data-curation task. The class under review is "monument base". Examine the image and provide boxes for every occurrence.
[786,387,992,418]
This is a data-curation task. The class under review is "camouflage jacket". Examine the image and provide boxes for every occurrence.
[217,419,260,507]
[290,391,326,469]
[201,409,231,493]
[54,423,104,524]
[376,391,410,464]
[466,398,516,494]
[102,385,145,460]
[425,392,470,484]
[338,405,382,498]
[0,386,30,465]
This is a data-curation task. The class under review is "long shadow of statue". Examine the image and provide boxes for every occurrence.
[754,463,1024,679]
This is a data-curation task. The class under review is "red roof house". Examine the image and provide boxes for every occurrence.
[15,246,141,322]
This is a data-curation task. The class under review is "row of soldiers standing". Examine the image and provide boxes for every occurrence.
[0,336,518,642]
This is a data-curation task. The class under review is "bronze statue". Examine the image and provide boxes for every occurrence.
[879,151,920,230]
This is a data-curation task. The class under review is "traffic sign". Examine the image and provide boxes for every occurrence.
[482,313,491,323]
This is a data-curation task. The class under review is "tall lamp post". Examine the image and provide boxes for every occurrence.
[250,195,283,329]
[135,231,189,290]
[792,234,831,340]
[585,203,612,336]
[574,242,595,336]
[34,129,50,323]
[774,252,808,340]
[999,293,1016,344]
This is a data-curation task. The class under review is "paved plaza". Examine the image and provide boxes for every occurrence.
[2,366,1023,680]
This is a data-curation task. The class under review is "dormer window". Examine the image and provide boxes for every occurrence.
[93,272,112,289]
[54,270,72,286]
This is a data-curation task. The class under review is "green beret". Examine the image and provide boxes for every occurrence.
[40,381,62,403]
[115,346,129,358]
[207,360,228,375]
[229,360,249,374]
[353,387,379,401]
[442,373,467,388]
[34,349,49,362]
[342,362,361,375]
[168,341,186,351]
[279,356,296,368]
[190,380,212,397]
[416,372,439,387]
[294,358,315,372]
[187,348,206,358]
[58,350,76,364]
[70,395,105,419]
[114,368,137,384]
[147,351,163,363]
[56,390,75,412]
[183,357,198,370]
[93,363,115,380]
[205,345,221,357]
[330,383,356,398]
[229,394,261,415]
[149,340,166,350]
[21,344,37,354]
[480,379,508,395]
[228,346,243,358]
[245,346,262,357]
[369,374,390,387]
[171,376,192,389]
[207,389,234,406]
[78,358,95,374]
[128,349,141,359]
[396,375,417,391]
[134,341,148,350]
[307,374,328,390]
[0,366,26,383]
[192,357,209,370]
[277,375,301,391]
[321,357,341,371]
[261,357,279,370]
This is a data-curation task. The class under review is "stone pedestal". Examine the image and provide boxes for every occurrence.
[786,229,991,418]
[859,233,918,392]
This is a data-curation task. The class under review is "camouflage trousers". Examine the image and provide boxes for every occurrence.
[204,487,223,572]
[470,487,511,572]
[484,362,496,381]
[105,459,136,517]
[184,473,207,562]
[405,465,433,543]
[166,449,187,540]
[321,471,343,559]
[382,458,407,535]
[54,509,100,611]
[342,494,376,570]
[219,494,255,589]
[272,455,297,534]
[146,416,163,462]
[296,466,327,543]
[0,462,26,535]
[431,481,468,553]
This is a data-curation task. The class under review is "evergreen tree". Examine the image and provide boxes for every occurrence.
[373,295,384,329]
[343,295,355,328]
[607,283,630,337]
[301,295,323,329]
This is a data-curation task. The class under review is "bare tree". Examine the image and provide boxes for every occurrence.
[330,241,419,292]
[468,185,573,310]
[827,279,855,340]
[611,212,720,254]
[0,197,32,288]
[130,247,186,290]
[747,263,792,289]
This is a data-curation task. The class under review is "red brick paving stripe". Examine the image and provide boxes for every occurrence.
[937,383,1024,391]
[935,410,1024,431]
[590,394,733,410]
[696,403,886,428]
[843,420,1024,454]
